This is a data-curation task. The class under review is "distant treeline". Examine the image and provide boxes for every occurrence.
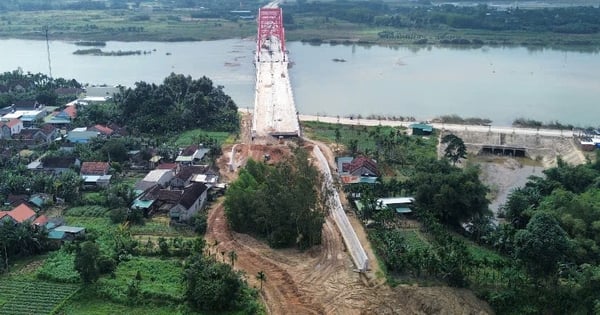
[74,41,106,47]
[0,0,262,11]
[512,118,575,130]
[283,2,600,35]
[432,114,492,126]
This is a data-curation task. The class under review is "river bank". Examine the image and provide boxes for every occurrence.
[1,9,600,51]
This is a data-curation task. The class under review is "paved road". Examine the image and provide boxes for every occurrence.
[297,114,575,138]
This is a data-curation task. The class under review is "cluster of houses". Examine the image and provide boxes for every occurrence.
[0,202,85,242]
[132,155,222,223]
[0,86,122,149]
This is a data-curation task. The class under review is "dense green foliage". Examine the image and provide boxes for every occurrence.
[284,2,600,35]
[487,154,600,313]
[0,157,83,202]
[0,69,81,108]
[37,249,80,283]
[409,159,490,227]
[109,74,239,136]
[183,253,259,313]
[0,222,49,273]
[224,148,326,249]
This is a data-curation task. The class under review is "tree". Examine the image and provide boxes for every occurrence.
[441,134,467,165]
[183,254,245,312]
[74,241,101,283]
[256,271,267,290]
[410,160,489,227]
[515,212,572,279]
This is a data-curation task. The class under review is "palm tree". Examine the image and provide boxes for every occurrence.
[256,271,267,290]
[228,250,237,267]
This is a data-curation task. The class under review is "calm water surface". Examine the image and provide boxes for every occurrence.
[1,39,598,126]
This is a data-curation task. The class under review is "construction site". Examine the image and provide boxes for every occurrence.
[205,4,493,314]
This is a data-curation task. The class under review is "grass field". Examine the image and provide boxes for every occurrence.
[174,129,233,147]
[97,257,184,303]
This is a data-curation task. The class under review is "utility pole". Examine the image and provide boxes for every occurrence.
[45,25,53,78]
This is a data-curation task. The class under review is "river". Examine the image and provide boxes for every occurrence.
[1,38,598,126]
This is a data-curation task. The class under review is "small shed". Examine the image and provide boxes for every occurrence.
[409,123,433,136]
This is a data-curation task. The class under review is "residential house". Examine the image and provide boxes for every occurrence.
[32,215,49,227]
[337,156,380,185]
[0,118,23,137]
[175,145,209,164]
[39,124,60,142]
[29,194,53,208]
[190,168,219,188]
[2,108,47,127]
[155,162,177,171]
[0,203,36,224]
[132,185,161,216]
[409,123,434,136]
[88,124,114,138]
[14,125,58,147]
[171,165,206,189]
[134,169,175,192]
[4,194,29,207]
[46,106,76,126]
[66,128,99,144]
[40,156,80,174]
[48,226,86,241]
[169,183,208,222]
[80,161,111,187]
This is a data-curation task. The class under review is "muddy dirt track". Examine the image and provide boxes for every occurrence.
[207,113,493,315]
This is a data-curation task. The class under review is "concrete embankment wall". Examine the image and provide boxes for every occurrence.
[313,145,369,272]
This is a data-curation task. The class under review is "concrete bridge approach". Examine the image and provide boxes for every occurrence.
[251,7,300,138]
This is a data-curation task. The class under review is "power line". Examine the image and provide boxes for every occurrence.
[44,25,53,78]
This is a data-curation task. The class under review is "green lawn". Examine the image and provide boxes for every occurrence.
[174,129,233,147]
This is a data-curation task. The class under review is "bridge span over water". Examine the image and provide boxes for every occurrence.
[251,7,300,138]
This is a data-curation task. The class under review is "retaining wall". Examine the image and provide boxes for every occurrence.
[313,145,369,272]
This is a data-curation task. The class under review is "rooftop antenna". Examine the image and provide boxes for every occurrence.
[44,25,53,78]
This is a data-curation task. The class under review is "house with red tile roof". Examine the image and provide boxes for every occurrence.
[81,162,110,175]
[63,105,77,119]
[80,162,112,187]
[88,124,113,137]
[1,203,37,224]
[0,118,23,137]
[336,156,380,185]
[33,215,49,227]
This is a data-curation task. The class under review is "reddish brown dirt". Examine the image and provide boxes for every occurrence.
[208,113,493,315]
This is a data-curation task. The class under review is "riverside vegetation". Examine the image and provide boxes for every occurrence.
[0,0,599,48]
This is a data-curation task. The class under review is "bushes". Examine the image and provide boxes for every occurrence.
[37,249,80,283]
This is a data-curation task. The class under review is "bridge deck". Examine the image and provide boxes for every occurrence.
[252,37,300,137]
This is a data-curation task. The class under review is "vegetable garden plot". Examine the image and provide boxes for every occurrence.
[0,280,79,315]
